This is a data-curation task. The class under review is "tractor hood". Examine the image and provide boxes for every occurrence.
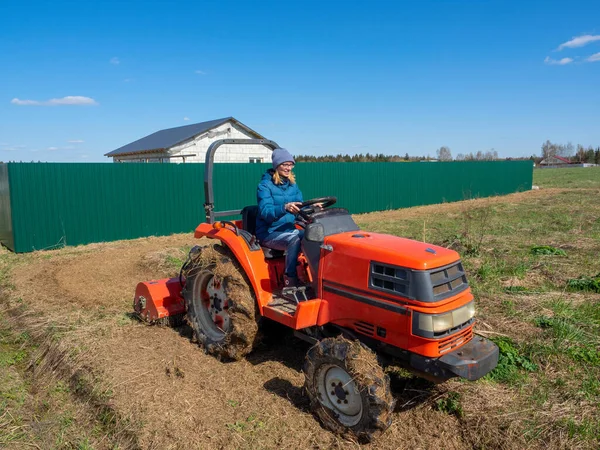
[324,231,460,270]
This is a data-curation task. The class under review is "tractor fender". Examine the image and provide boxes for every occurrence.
[195,222,272,313]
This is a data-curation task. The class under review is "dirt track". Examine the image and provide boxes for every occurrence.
[7,235,492,449]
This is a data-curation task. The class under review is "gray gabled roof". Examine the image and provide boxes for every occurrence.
[105,117,264,157]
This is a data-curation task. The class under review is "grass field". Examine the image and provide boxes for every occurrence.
[534,166,600,189]
[1,166,599,449]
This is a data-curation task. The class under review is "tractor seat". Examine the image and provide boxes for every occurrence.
[241,206,285,259]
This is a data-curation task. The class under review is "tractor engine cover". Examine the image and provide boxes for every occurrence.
[133,278,186,326]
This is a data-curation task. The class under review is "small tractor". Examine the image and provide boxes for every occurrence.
[133,139,499,442]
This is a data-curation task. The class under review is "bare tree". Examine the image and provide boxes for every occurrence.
[436,146,452,161]
[479,149,498,160]
[542,140,575,159]
[562,142,575,157]
[541,140,556,159]
[576,144,587,162]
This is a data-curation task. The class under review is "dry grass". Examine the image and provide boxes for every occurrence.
[138,246,189,277]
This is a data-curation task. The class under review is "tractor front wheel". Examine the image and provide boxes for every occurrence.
[303,336,395,443]
[183,244,259,360]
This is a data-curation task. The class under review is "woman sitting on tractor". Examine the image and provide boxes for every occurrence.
[256,148,304,288]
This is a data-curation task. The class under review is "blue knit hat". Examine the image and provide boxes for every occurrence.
[272,148,295,169]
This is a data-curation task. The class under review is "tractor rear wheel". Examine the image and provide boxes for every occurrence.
[183,244,259,360]
[303,336,395,443]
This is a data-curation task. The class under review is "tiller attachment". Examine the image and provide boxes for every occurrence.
[133,278,186,327]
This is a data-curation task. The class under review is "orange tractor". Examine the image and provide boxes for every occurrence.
[133,139,498,442]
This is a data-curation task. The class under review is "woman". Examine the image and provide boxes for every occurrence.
[256,148,304,288]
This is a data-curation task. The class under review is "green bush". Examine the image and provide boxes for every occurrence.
[566,273,600,293]
[486,337,538,384]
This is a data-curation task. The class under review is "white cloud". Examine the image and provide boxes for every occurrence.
[183,117,190,121]
[11,96,98,106]
[557,34,600,50]
[544,56,574,65]
[68,139,84,143]
[587,52,600,62]
[110,57,120,65]
[123,78,133,82]
[10,98,40,105]
[49,96,97,105]
[47,147,59,151]
[195,70,206,75]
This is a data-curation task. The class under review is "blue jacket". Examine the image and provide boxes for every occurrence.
[256,170,303,241]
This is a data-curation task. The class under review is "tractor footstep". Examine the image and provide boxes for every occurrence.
[282,286,309,303]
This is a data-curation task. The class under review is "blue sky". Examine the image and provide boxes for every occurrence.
[1,0,599,162]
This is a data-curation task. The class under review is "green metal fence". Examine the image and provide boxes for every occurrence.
[0,161,533,253]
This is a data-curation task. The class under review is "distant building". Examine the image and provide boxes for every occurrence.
[539,155,571,168]
[105,117,272,163]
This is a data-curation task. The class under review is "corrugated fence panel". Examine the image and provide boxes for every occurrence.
[293,160,533,213]
[3,160,532,253]
[0,164,14,251]
[8,163,206,252]
[212,163,271,213]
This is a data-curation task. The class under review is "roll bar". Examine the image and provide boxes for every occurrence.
[203,138,280,223]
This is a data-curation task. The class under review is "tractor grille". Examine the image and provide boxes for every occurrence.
[430,262,468,301]
[370,262,409,296]
[354,321,375,336]
[438,327,473,355]
[369,260,470,303]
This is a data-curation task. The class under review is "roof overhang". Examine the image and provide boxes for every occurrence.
[230,119,265,139]
[109,148,167,157]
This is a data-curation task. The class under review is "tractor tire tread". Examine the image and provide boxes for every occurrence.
[303,336,395,443]
[183,243,260,361]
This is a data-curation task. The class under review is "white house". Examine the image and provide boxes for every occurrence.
[105,117,273,163]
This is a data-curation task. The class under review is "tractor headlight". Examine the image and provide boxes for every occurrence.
[413,301,475,338]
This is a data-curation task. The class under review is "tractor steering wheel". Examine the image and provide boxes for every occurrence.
[297,196,337,222]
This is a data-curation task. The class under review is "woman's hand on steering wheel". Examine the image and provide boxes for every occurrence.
[296,197,337,221]
[285,202,302,214]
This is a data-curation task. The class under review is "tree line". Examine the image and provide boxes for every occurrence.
[294,141,600,164]
[295,148,504,163]
[541,140,600,164]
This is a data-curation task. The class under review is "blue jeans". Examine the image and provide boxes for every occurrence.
[261,229,305,277]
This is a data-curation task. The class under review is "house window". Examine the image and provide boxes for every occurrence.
[249,157,263,163]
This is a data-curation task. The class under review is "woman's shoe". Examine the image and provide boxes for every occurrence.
[283,275,299,288]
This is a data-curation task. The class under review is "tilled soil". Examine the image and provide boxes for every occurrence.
[9,235,504,449]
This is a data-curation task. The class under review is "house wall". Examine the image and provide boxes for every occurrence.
[539,156,569,166]
[167,121,273,163]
